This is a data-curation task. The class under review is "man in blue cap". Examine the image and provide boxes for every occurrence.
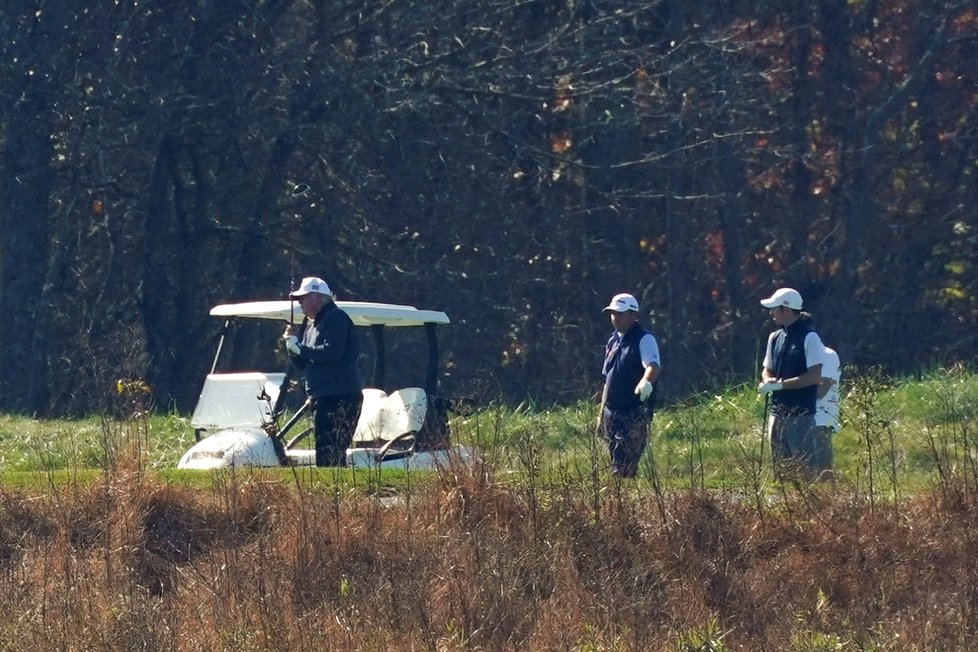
[597,293,661,477]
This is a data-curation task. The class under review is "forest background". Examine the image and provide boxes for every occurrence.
[1,0,976,416]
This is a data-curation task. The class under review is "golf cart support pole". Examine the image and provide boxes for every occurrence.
[193,318,232,441]
[210,319,232,374]
[425,322,439,395]
[371,324,385,387]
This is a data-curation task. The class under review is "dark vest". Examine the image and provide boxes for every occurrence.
[603,322,653,411]
[770,318,817,415]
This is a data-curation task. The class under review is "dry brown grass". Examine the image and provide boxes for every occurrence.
[1,456,977,651]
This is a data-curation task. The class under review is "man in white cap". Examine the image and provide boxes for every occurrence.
[283,276,363,467]
[758,287,826,477]
[597,292,661,477]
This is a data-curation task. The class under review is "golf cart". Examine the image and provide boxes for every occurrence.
[177,299,469,470]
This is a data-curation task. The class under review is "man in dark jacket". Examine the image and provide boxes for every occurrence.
[758,287,825,477]
[598,293,661,477]
[282,276,363,466]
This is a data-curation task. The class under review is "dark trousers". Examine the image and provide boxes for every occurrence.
[313,394,363,467]
[601,405,651,477]
[770,412,823,477]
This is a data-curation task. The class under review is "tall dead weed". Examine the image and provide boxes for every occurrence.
[0,462,976,650]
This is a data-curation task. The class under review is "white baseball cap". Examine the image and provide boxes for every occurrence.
[602,293,639,313]
[760,287,803,310]
[289,276,332,298]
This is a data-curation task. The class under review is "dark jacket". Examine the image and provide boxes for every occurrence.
[289,301,362,398]
[602,322,654,412]
[770,318,817,415]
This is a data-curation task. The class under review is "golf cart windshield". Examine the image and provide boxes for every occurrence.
[191,371,284,430]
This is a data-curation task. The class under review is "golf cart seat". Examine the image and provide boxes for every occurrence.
[352,387,428,445]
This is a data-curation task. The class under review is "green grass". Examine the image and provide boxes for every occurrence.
[0,412,184,473]
[1,367,977,494]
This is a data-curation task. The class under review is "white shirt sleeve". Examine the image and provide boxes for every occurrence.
[804,332,826,369]
[762,331,777,370]
[815,347,842,430]
[820,347,841,381]
[639,333,660,368]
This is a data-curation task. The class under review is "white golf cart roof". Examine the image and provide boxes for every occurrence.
[210,300,450,326]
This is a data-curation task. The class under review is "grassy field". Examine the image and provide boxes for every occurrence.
[0,367,976,650]
[2,366,977,489]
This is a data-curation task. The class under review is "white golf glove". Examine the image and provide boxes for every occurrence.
[757,380,783,395]
[284,335,300,355]
[635,378,653,401]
